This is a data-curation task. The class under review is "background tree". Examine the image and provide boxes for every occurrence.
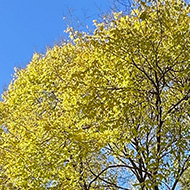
[0,0,190,189]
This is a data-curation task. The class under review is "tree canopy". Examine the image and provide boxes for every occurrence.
[0,0,190,189]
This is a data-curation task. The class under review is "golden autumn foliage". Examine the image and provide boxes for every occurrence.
[0,0,190,189]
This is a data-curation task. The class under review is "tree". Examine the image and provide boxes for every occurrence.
[180,168,190,189]
[0,0,190,189]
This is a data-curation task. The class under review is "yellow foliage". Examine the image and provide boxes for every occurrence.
[0,0,190,189]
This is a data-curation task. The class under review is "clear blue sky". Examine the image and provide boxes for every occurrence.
[0,0,112,95]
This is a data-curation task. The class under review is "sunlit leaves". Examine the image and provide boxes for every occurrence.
[0,0,190,189]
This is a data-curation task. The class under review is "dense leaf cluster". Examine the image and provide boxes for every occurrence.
[0,0,190,189]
